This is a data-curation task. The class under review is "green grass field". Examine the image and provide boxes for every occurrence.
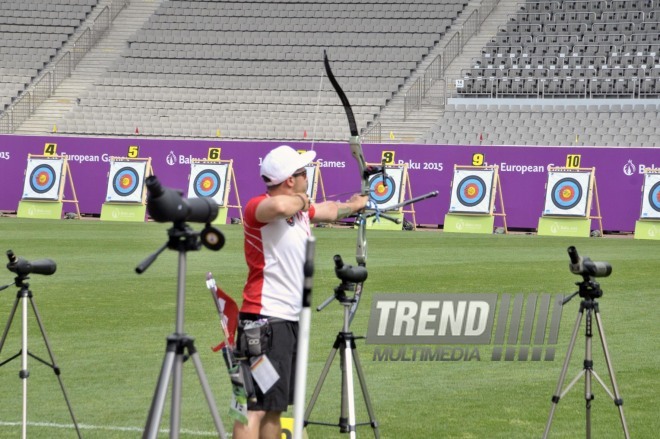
[0,217,657,438]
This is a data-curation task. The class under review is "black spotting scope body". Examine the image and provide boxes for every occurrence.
[568,246,612,278]
[145,175,218,224]
[6,250,56,276]
[334,255,368,283]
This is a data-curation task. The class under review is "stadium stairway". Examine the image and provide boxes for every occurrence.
[373,0,520,144]
[14,0,163,135]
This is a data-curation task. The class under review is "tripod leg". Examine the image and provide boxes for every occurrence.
[22,291,29,439]
[28,297,82,438]
[144,343,177,439]
[342,336,357,439]
[593,310,631,439]
[170,347,184,438]
[304,343,339,422]
[188,343,227,438]
[352,348,380,438]
[584,309,594,439]
[543,307,584,439]
[0,296,20,355]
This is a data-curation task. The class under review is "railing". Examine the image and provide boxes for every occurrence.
[0,0,129,133]
[448,75,659,99]
[402,0,501,121]
[361,121,381,144]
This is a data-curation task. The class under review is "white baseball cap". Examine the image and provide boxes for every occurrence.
[260,145,316,186]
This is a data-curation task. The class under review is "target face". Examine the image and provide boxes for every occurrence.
[543,171,591,217]
[113,167,140,196]
[105,160,148,203]
[193,170,221,198]
[187,162,229,206]
[370,175,397,204]
[640,173,660,219]
[22,157,65,200]
[551,178,582,210]
[367,167,404,210]
[449,169,495,214]
[31,164,56,194]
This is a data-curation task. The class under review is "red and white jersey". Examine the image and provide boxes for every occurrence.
[241,194,315,321]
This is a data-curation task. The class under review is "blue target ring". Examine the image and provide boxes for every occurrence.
[113,167,140,196]
[369,175,396,204]
[456,176,486,207]
[193,170,221,198]
[648,181,660,212]
[551,177,582,210]
[30,164,56,194]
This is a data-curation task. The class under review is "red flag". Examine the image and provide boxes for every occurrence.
[212,286,239,352]
[303,130,308,139]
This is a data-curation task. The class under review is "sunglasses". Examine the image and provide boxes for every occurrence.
[292,169,307,178]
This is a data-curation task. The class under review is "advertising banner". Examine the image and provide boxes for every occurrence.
[1,135,658,232]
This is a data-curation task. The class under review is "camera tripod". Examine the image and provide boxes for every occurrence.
[304,256,379,439]
[137,223,226,439]
[543,278,630,439]
[0,272,82,438]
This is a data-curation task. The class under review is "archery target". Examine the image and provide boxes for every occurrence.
[187,162,229,206]
[543,170,591,217]
[368,167,404,210]
[105,160,148,203]
[640,173,660,219]
[22,157,65,200]
[449,168,495,214]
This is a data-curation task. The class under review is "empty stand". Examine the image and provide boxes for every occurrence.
[426,101,660,147]
[0,0,99,110]
[55,0,468,140]
[458,0,660,99]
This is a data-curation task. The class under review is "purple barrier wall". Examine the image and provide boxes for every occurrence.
[1,134,658,232]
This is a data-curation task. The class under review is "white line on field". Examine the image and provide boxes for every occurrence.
[0,420,224,436]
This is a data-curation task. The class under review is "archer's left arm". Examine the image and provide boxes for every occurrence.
[311,194,368,223]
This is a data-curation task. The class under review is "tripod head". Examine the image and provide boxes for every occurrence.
[316,255,368,311]
[563,246,611,305]
[136,178,225,274]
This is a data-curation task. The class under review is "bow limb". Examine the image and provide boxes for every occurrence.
[324,50,368,323]
[324,50,368,266]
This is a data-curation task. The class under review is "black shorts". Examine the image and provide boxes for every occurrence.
[237,314,298,412]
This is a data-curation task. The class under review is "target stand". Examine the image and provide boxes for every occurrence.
[306,161,327,204]
[17,154,81,220]
[187,159,242,225]
[100,157,153,222]
[444,165,507,234]
[634,167,660,240]
[537,167,602,238]
[364,163,415,231]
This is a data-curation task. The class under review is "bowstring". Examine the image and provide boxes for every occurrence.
[309,65,326,153]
